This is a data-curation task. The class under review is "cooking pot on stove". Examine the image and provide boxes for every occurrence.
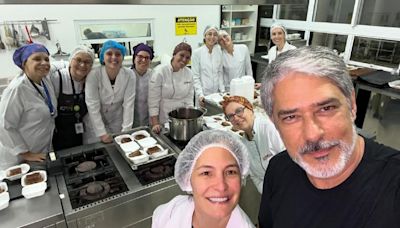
[168,107,207,141]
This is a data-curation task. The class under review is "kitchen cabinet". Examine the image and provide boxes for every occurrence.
[221,5,258,54]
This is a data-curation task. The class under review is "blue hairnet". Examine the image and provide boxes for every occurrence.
[99,40,126,65]
[175,130,250,192]
[13,43,49,69]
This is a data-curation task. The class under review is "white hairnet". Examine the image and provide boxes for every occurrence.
[69,45,95,63]
[270,23,288,39]
[175,130,250,192]
[203,25,219,36]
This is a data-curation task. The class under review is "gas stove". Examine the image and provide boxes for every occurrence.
[133,156,176,185]
[59,147,128,209]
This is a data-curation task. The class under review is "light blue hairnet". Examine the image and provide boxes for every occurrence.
[69,45,95,63]
[175,130,250,192]
[203,25,219,36]
[99,40,126,65]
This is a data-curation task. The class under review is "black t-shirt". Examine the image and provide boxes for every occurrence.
[258,138,400,228]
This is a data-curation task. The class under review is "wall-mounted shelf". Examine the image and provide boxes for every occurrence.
[221,5,258,54]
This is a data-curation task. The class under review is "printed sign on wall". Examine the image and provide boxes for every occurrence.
[175,17,197,36]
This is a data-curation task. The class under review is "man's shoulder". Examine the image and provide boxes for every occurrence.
[268,151,293,171]
[364,138,400,163]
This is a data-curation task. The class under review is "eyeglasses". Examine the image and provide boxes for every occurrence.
[136,55,150,61]
[73,58,93,66]
[225,106,246,121]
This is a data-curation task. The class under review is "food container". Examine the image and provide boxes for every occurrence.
[230,76,255,103]
[22,182,47,199]
[131,130,151,141]
[114,134,135,144]
[21,170,47,187]
[114,134,140,152]
[0,182,10,211]
[144,144,169,159]
[168,107,207,141]
[125,150,149,164]
[4,163,30,181]
[136,137,157,148]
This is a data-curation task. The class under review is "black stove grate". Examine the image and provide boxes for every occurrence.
[133,156,176,185]
[60,147,128,209]
[163,133,189,151]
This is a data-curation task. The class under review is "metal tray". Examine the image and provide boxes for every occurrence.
[113,126,178,170]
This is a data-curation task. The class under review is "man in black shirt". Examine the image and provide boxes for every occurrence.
[259,46,400,228]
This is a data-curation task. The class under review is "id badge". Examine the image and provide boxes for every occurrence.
[75,122,84,134]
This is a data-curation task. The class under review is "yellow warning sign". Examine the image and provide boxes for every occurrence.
[175,17,197,36]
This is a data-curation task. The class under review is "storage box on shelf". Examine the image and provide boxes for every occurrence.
[221,5,258,54]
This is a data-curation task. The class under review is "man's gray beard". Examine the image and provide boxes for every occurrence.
[292,124,357,179]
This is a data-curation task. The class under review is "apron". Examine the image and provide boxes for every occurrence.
[52,71,88,151]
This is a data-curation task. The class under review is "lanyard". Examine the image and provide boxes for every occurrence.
[28,77,55,116]
[69,74,85,101]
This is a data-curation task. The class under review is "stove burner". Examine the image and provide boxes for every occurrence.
[80,181,111,201]
[134,156,176,185]
[75,161,97,173]
[145,165,172,180]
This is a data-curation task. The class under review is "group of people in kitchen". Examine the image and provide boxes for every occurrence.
[0,22,399,228]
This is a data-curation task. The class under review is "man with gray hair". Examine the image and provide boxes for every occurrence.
[258,46,400,228]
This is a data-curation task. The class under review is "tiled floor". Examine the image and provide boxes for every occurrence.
[362,93,400,150]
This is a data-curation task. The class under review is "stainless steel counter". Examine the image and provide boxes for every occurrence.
[0,176,66,228]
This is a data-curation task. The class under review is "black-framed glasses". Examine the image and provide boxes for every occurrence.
[225,106,246,121]
[136,54,150,61]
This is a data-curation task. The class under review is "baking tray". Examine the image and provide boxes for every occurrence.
[113,126,177,170]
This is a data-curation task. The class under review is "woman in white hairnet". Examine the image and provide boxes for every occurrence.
[152,130,255,228]
[85,40,135,144]
[148,42,194,133]
[50,45,95,150]
[0,43,57,169]
[267,23,296,62]
[218,30,253,91]
[192,25,224,107]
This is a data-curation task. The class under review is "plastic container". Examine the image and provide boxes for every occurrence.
[0,182,10,210]
[4,163,30,181]
[230,76,255,103]
[131,130,151,141]
[125,150,149,164]
[22,182,47,199]
[144,144,169,159]
[21,170,47,187]
[137,137,157,148]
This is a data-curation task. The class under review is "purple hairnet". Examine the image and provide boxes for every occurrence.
[132,43,154,60]
[99,40,126,65]
[13,43,49,69]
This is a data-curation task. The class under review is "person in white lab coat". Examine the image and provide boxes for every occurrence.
[148,42,194,133]
[218,30,253,91]
[0,43,57,169]
[222,96,285,193]
[50,45,95,151]
[192,25,224,106]
[131,43,154,128]
[152,130,255,228]
[267,23,296,62]
[85,40,135,144]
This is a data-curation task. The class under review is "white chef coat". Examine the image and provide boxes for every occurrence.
[222,44,253,91]
[192,44,225,98]
[132,68,152,128]
[267,42,296,62]
[85,66,135,143]
[0,73,57,169]
[49,67,92,142]
[152,195,255,228]
[241,113,285,193]
[148,63,194,125]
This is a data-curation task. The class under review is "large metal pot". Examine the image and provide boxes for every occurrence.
[168,107,207,141]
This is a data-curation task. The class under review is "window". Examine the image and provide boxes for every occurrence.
[314,0,355,23]
[359,0,400,27]
[351,37,400,68]
[309,32,347,53]
[277,2,309,21]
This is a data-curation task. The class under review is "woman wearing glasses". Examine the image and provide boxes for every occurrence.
[192,25,224,107]
[50,46,95,150]
[148,42,194,133]
[0,43,57,168]
[221,96,285,193]
[85,40,135,144]
[131,43,154,128]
